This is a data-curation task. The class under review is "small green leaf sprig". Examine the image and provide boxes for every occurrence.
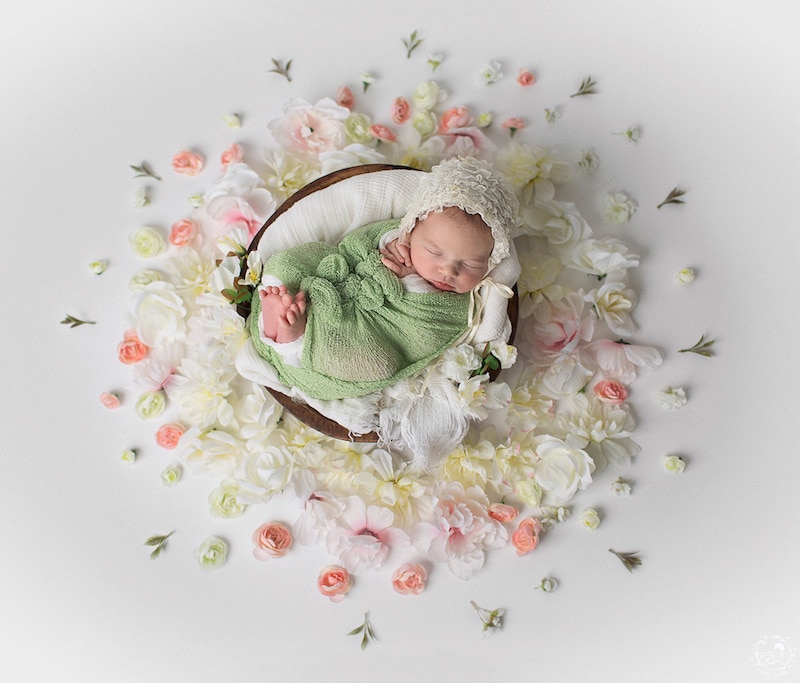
[402,30,423,58]
[678,334,716,357]
[130,162,161,181]
[472,342,501,377]
[657,187,687,209]
[61,315,95,328]
[570,76,597,97]
[269,58,293,82]
[609,548,642,573]
[347,612,377,650]
[145,531,174,559]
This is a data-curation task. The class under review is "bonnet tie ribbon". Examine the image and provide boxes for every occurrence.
[458,277,514,346]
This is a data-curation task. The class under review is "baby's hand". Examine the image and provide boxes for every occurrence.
[381,239,417,278]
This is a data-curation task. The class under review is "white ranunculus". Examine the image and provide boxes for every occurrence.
[531,436,594,505]
[235,444,295,504]
[411,81,446,111]
[209,479,247,518]
[411,110,438,138]
[603,191,638,224]
[130,281,187,347]
[129,269,164,291]
[129,226,166,258]
[676,267,696,284]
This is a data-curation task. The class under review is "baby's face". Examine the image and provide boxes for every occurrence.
[408,209,494,293]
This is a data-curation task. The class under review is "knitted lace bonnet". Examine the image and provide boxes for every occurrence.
[398,156,519,267]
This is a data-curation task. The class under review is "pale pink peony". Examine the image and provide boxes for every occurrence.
[441,126,497,158]
[205,196,263,238]
[252,522,293,560]
[517,69,536,86]
[336,85,355,109]
[169,218,198,247]
[391,96,411,124]
[438,106,473,133]
[118,330,149,365]
[488,503,519,524]
[587,339,663,385]
[526,293,595,364]
[391,563,427,595]
[593,378,628,405]
[412,482,508,580]
[171,150,205,176]
[317,566,351,602]
[326,496,409,573]
[268,97,349,158]
[155,422,185,450]
[99,392,120,409]
[220,143,244,170]
[511,517,541,556]
[369,124,396,142]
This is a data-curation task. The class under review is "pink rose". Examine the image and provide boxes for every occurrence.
[391,563,427,595]
[502,117,526,137]
[438,106,473,133]
[252,522,293,560]
[155,423,185,450]
[171,150,204,176]
[391,96,411,124]
[99,392,120,409]
[593,379,628,405]
[317,566,352,602]
[336,85,355,109]
[169,218,198,247]
[488,503,519,524]
[511,517,541,557]
[517,69,536,86]
[220,143,244,170]
[117,330,149,365]
[369,124,396,142]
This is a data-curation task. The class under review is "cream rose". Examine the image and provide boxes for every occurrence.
[130,281,187,347]
[532,437,594,505]
[196,536,228,570]
[130,226,166,258]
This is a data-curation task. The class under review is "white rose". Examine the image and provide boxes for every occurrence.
[580,508,601,529]
[129,226,166,258]
[656,386,687,410]
[676,268,696,284]
[440,344,481,383]
[532,436,594,505]
[411,81,446,111]
[602,191,637,225]
[411,110,438,138]
[130,281,187,347]
[664,455,686,473]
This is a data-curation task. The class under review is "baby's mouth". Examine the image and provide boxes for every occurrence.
[431,280,455,291]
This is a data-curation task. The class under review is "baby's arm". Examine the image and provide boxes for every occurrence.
[380,238,417,279]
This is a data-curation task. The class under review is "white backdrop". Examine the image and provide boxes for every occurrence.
[2,1,799,681]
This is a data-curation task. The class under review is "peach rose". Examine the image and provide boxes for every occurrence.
[317,566,352,602]
[391,563,427,595]
[438,106,473,133]
[369,124,396,142]
[593,379,628,405]
[252,522,293,560]
[336,85,355,109]
[155,423,185,450]
[171,150,204,176]
[169,218,198,247]
[220,143,244,170]
[502,117,526,136]
[511,517,541,557]
[117,330,149,364]
[99,392,120,409]
[517,69,536,86]
[391,96,411,124]
[488,503,519,524]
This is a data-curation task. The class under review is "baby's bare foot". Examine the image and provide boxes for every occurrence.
[274,290,307,343]
[259,285,290,341]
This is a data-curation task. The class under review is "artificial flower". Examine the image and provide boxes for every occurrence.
[235,443,295,504]
[530,436,594,505]
[411,81,446,111]
[536,577,558,592]
[222,113,241,129]
[261,150,320,199]
[426,53,443,71]
[118,330,149,364]
[411,110,438,138]
[135,390,166,420]
[570,238,640,279]
[360,72,377,92]
[438,106,473,133]
[220,143,244,169]
[155,422,184,450]
[544,107,561,124]
[476,112,492,128]
[676,267,696,284]
[580,508,601,529]
[611,477,631,497]
[120,448,137,464]
[585,279,637,336]
[511,517,541,556]
[502,117,525,137]
[195,536,228,569]
[656,386,688,410]
[89,259,109,275]
[478,61,503,85]
[369,124,396,142]
[318,566,352,602]
[169,218,198,247]
[496,142,571,202]
[268,97,349,159]
[133,187,149,208]
[578,148,599,173]
[664,455,686,473]
[603,191,638,225]
[517,68,535,86]
[178,427,247,476]
[99,392,120,409]
[525,291,595,364]
[522,198,592,258]
[172,150,205,176]
[319,144,389,175]
[470,601,504,635]
[391,96,411,124]
[344,112,374,144]
[161,464,182,487]
[291,470,346,545]
[336,85,355,109]
[391,563,427,595]
[129,226,166,258]
[488,503,518,524]
[252,522,293,560]
[188,194,204,208]
[167,357,236,428]
[209,480,247,518]
[130,281,187,347]
[587,339,663,384]
[129,269,164,291]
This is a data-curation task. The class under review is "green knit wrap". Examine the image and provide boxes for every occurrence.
[250,219,470,400]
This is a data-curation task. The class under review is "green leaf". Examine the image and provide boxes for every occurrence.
[657,187,687,209]
[609,548,642,573]
[569,76,598,97]
[269,57,293,82]
[402,30,423,58]
[60,314,95,328]
[678,334,716,357]
[130,162,162,181]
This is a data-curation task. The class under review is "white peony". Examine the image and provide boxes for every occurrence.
[570,238,640,279]
[440,344,481,383]
[585,278,637,336]
[130,281,187,347]
[531,436,594,505]
[168,357,236,428]
[235,443,295,504]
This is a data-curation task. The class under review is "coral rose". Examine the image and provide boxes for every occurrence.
[220,143,244,170]
[369,124,396,142]
[252,522,293,560]
[99,392,120,409]
[488,503,519,524]
[117,330,149,364]
[317,566,351,602]
[511,517,541,556]
[171,150,205,176]
[391,563,427,595]
[391,96,411,124]
[155,423,185,450]
[438,106,473,133]
[169,218,198,247]
[593,379,628,405]
[336,85,355,109]
[517,69,536,86]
